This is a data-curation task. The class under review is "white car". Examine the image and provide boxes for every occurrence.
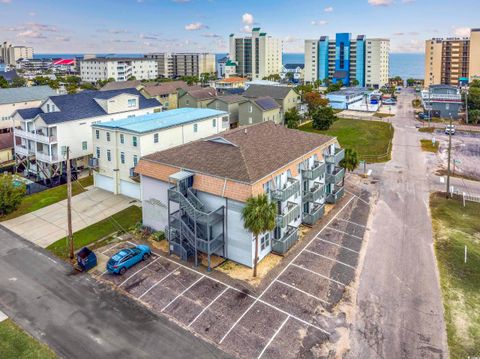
[445,124,456,135]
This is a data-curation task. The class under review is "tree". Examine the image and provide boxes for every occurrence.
[295,83,314,102]
[323,78,331,86]
[0,173,26,216]
[312,106,337,130]
[80,82,96,90]
[325,82,342,93]
[127,76,137,81]
[339,148,359,186]
[468,87,480,111]
[470,79,480,88]
[0,76,8,88]
[285,107,301,129]
[469,109,480,124]
[242,194,276,277]
[350,79,359,87]
[10,77,27,88]
[406,78,415,87]
[286,72,295,82]
[65,83,78,94]
[304,91,328,116]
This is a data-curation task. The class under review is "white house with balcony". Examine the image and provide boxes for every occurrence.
[90,108,229,199]
[79,57,158,82]
[13,88,161,184]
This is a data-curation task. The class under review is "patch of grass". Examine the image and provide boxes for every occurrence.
[435,169,480,182]
[47,205,142,259]
[418,127,435,133]
[1,176,93,221]
[430,192,480,358]
[298,118,393,163]
[420,139,439,152]
[0,319,57,359]
[375,112,395,118]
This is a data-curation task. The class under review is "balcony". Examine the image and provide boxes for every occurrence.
[15,145,34,157]
[326,167,345,185]
[276,201,300,227]
[326,186,345,204]
[14,128,57,144]
[36,151,59,163]
[303,182,325,203]
[129,167,140,182]
[302,161,326,180]
[272,225,299,254]
[302,203,325,226]
[325,148,345,165]
[271,178,300,202]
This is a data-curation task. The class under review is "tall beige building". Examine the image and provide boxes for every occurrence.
[424,29,480,87]
[366,39,390,88]
[0,42,34,66]
[229,28,282,80]
[144,53,215,78]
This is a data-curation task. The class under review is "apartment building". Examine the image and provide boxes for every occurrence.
[421,85,462,119]
[229,28,283,80]
[305,33,390,88]
[0,42,33,66]
[79,58,158,82]
[0,86,56,133]
[13,89,161,183]
[91,108,229,199]
[424,29,480,87]
[144,53,216,78]
[135,121,345,269]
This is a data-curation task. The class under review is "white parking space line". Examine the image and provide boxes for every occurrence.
[345,189,371,205]
[188,286,229,328]
[101,242,122,254]
[276,279,330,305]
[336,217,367,228]
[138,267,180,300]
[313,237,359,254]
[161,276,205,312]
[118,257,161,287]
[326,226,363,240]
[304,249,356,270]
[257,315,290,359]
[219,195,356,344]
[290,263,346,287]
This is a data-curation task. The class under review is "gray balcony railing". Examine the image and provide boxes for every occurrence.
[129,167,140,182]
[302,161,326,180]
[14,128,57,144]
[325,148,345,165]
[271,178,300,202]
[326,167,345,184]
[303,182,325,203]
[276,201,301,227]
[15,145,35,157]
[302,203,325,226]
[326,186,345,204]
[272,225,299,254]
[36,151,59,163]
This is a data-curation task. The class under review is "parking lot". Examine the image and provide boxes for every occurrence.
[96,187,371,359]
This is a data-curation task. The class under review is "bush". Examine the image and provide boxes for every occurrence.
[152,231,165,242]
[0,174,26,216]
[412,99,421,108]
[312,106,337,130]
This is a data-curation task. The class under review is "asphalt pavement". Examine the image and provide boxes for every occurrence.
[0,226,231,359]
[348,89,448,358]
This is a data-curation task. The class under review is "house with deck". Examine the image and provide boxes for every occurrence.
[135,121,345,269]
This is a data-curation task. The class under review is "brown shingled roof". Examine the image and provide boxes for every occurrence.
[100,80,142,91]
[138,121,334,184]
[143,80,189,97]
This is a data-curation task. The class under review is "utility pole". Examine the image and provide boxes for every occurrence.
[465,88,469,125]
[446,115,453,199]
[66,146,74,260]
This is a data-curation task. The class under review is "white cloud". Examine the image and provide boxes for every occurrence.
[368,0,393,6]
[242,13,254,25]
[185,22,208,31]
[452,26,470,37]
[311,20,328,26]
[324,6,333,12]
[17,30,46,39]
[28,11,36,16]
[202,33,221,38]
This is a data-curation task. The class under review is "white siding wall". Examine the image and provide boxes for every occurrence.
[141,175,176,231]
[0,99,43,131]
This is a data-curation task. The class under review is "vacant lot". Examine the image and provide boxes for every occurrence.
[0,319,57,359]
[47,205,141,259]
[1,176,93,221]
[420,139,439,152]
[299,118,393,163]
[430,193,480,358]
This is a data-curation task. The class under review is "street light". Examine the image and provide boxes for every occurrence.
[446,113,453,199]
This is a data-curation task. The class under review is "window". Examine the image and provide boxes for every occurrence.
[127,98,137,108]
[248,117,252,124]
[132,136,138,147]
[107,150,111,162]
[120,152,125,164]
[133,155,138,166]
[95,130,99,139]
[96,147,100,158]
[249,105,253,113]
[120,134,124,144]
[154,133,159,143]
[212,118,216,128]
[193,124,198,133]
[106,132,111,142]
[47,104,50,112]
[82,141,87,151]
[260,233,270,250]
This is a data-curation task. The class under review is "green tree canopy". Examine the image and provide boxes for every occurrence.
[340,148,359,185]
[312,106,337,130]
[285,107,301,129]
[305,91,329,116]
[242,194,276,277]
[10,77,27,88]
[0,76,8,88]
[0,174,26,216]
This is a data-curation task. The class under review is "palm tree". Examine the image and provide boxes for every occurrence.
[242,194,277,277]
[340,148,359,186]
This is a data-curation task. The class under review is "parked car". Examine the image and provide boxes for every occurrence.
[383,98,397,105]
[418,112,430,120]
[445,124,456,135]
[107,245,152,275]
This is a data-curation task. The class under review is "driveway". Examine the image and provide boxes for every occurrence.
[1,187,137,248]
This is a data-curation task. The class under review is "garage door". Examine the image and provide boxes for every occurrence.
[94,173,114,193]
[120,180,141,200]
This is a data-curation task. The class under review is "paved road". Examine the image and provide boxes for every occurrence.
[348,89,448,358]
[0,226,230,359]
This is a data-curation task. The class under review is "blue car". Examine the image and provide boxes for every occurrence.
[107,245,151,275]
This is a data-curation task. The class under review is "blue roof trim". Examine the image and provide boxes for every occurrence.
[93,108,228,134]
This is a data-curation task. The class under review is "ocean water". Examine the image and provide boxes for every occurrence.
[35,52,425,79]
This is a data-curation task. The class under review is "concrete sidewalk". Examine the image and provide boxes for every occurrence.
[2,187,138,248]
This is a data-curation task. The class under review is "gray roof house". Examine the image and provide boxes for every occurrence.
[207,95,245,127]
[238,96,281,126]
[242,84,299,121]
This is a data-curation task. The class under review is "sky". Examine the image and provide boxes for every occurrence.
[0,0,478,54]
